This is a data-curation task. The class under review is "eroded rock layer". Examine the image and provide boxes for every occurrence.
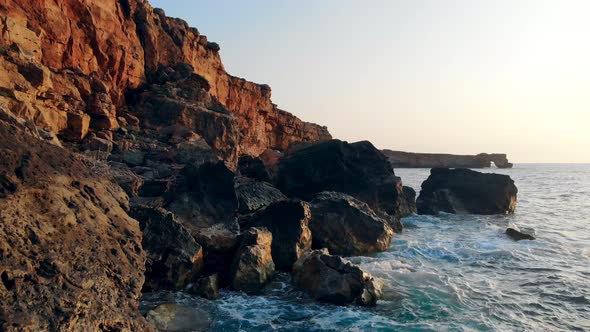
[0,114,150,331]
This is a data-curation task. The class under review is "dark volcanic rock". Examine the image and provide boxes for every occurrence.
[235,179,288,214]
[506,225,535,241]
[166,161,238,233]
[129,206,203,291]
[292,249,382,306]
[309,192,394,256]
[417,168,518,215]
[240,199,312,270]
[276,139,404,217]
[230,228,275,293]
[237,155,271,182]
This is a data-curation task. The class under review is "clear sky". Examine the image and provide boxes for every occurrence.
[151,0,590,163]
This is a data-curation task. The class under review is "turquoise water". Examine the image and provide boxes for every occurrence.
[142,164,590,331]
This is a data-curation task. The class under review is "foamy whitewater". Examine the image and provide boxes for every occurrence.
[141,164,590,331]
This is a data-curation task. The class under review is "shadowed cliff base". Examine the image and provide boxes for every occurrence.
[382,150,513,169]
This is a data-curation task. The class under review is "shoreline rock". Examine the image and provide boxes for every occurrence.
[309,192,394,256]
[417,168,518,215]
[292,249,383,306]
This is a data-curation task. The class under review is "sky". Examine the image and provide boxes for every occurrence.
[150,0,590,163]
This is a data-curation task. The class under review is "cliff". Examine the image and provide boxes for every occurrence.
[382,150,513,169]
[0,0,331,163]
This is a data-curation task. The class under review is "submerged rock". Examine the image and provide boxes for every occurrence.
[276,139,405,217]
[240,199,312,270]
[417,168,517,215]
[129,206,203,291]
[146,304,211,332]
[309,192,394,256]
[292,249,382,306]
[230,228,275,293]
[506,225,535,241]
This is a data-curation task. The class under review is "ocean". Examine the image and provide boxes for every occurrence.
[141,164,590,331]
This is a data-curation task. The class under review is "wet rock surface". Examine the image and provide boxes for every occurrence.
[146,303,211,332]
[417,168,518,215]
[292,249,383,306]
[309,192,394,256]
[240,199,312,270]
[230,228,275,293]
[506,225,536,241]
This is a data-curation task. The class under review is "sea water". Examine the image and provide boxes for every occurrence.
[141,164,590,331]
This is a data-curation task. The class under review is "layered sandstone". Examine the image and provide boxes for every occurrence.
[0,0,330,161]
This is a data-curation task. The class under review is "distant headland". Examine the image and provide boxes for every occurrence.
[381,150,513,169]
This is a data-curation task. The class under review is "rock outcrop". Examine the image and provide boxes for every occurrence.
[0,116,150,331]
[382,150,513,169]
[277,140,407,220]
[230,228,275,293]
[292,249,382,306]
[129,206,203,291]
[240,199,312,270]
[0,0,330,159]
[235,179,288,215]
[309,192,394,256]
[165,161,238,233]
[417,168,518,215]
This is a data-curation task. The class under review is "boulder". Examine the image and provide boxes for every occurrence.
[64,112,91,141]
[235,180,287,215]
[146,304,211,332]
[240,200,312,270]
[506,225,535,241]
[82,135,113,154]
[165,161,238,233]
[193,223,239,284]
[187,274,220,300]
[292,249,382,306]
[129,206,203,291]
[237,155,270,182]
[276,139,405,217]
[417,168,518,215]
[309,192,394,256]
[230,228,275,293]
[398,186,417,217]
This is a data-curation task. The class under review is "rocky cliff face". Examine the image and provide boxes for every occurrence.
[382,150,513,169]
[0,0,330,163]
[0,110,151,331]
